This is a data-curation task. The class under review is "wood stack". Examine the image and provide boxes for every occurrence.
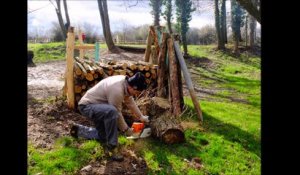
[72,57,158,105]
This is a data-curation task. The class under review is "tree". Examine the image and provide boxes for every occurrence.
[97,0,120,53]
[249,0,257,48]
[162,0,173,33]
[49,0,71,40]
[149,0,163,26]
[220,0,228,44]
[215,0,225,50]
[175,0,195,57]
[231,0,243,54]
[236,0,260,24]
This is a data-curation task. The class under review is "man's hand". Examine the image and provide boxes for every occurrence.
[140,115,150,123]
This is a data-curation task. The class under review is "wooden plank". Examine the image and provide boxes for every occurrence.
[74,45,95,50]
[173,41,203,123]
[66,27,75,109]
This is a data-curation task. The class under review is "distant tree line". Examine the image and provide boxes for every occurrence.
[29,0,260,55]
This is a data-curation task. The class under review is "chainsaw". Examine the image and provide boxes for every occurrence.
[126,122,151,139]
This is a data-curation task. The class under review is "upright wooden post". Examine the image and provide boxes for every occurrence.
[144,29,153,62]
[78,30,85,59]
[173,41,203,123]
[167,37,181,116]
[66,27,75,109]
[157,33,168,97]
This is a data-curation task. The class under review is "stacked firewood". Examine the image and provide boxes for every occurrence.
[73,57,158,104]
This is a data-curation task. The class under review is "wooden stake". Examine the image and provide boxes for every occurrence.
[144,29,153,62]
[167,38,181,117]
[66,27,75,109]
[173,41,203,123]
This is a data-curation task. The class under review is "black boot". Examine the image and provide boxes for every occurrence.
[70,124,78,139]
[105,144,124,162]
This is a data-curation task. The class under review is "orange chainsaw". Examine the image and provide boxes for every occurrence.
[126,122,151,139]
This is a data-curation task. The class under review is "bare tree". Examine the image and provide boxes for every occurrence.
[97,0,120,53]
[49,0,71,40]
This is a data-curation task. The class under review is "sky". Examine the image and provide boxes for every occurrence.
[27,0,215,36]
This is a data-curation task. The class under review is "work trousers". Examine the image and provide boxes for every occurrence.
[78,104,119,147]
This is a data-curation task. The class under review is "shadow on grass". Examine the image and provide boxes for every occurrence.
[196,68,261,108]
[145,137,205,175]
[202,111,261,157]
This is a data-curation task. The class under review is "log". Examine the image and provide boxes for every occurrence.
[167,38,181,116]
[136,97,171,118]
[173,41,203,123]
[150,111,185,144]
[157,33,168,97]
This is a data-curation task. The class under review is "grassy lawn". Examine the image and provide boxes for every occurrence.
[28,43,261,174]
[28,42,107,63]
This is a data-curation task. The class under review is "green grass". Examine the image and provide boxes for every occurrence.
[28,42,107,63]
[28,137,104,175]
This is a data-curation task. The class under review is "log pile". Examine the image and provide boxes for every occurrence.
[72,57,158,106]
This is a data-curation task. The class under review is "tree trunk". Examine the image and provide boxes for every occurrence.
[54,0,67,40]
[215,0,225,50]
[249,13,256,48]
[221,0,227,44]
[245,14,248,47]
[236,0,260,24]
[63,0,70,30]
[97,0,120,53]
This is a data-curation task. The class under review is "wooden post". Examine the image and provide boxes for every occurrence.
[144,29,153,62]
[168,38,181,116]
[157,33,168,97]
[66,27,75,109]
[173,41,203,123]
[78,30,85,59]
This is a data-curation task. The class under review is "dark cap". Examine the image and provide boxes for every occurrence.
[126,72,147,91]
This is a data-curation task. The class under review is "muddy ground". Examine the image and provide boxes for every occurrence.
[27,50,213,174]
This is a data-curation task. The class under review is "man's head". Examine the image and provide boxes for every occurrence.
[126,72,147,96]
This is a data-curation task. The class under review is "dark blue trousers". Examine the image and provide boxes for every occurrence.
[78,104,119,147]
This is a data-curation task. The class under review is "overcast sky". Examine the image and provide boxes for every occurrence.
[28,0,215,36]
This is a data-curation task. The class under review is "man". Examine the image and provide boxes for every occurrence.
[70,72,149,161]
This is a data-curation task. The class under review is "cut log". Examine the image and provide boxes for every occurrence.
[150,111,185,144]
[136,96,171,118]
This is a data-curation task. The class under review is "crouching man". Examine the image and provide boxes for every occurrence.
[70,72,149,161]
